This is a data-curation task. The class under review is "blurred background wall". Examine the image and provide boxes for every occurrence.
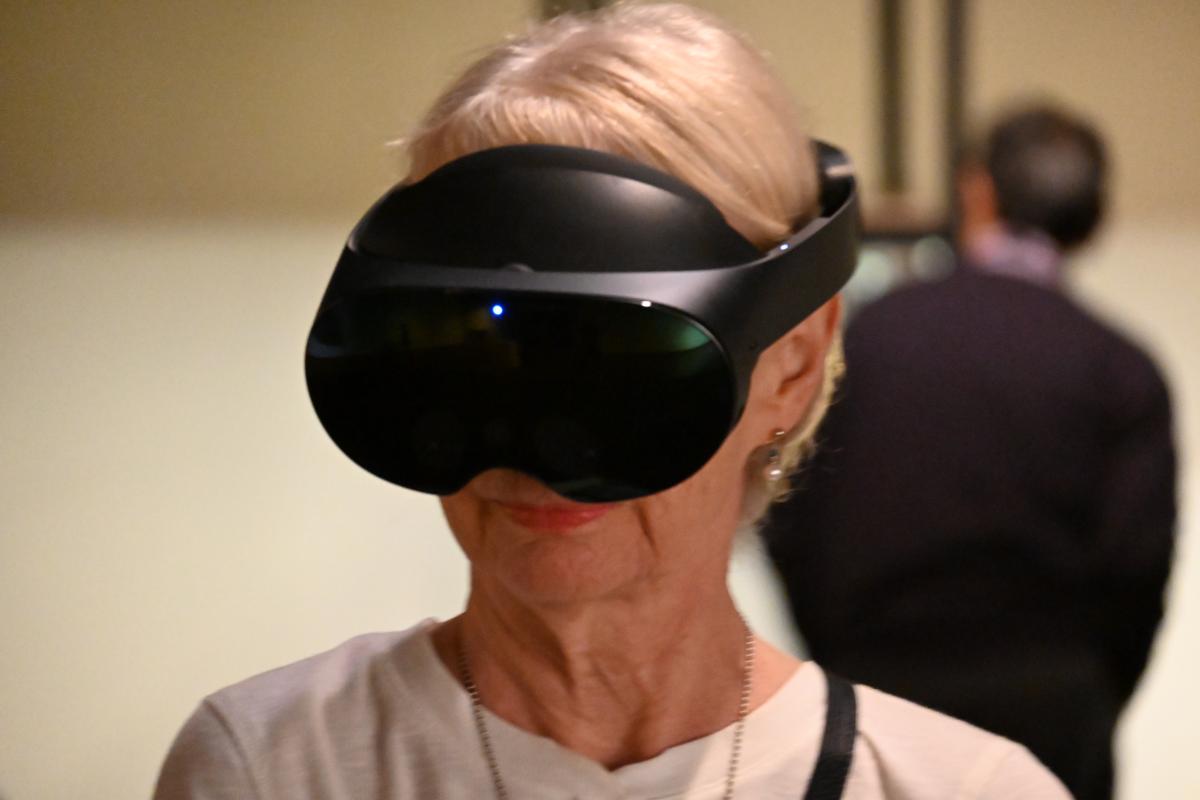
[1,1,1196,797]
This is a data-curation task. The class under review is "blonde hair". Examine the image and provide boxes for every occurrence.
[403,2,843,515]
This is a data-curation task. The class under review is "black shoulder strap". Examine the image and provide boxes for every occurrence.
[802,670,857,800]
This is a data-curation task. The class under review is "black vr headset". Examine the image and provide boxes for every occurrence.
[306,142,859,502]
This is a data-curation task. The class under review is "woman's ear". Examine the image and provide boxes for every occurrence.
[751,296,843,432]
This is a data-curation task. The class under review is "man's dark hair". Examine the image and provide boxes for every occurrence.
[984,104,1108,249]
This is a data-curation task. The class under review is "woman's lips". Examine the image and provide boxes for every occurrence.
[499,503,616,532]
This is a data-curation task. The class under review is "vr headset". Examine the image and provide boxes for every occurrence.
[306,142,859,502]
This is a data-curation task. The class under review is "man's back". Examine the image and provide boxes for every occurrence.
[764,267,1175,799]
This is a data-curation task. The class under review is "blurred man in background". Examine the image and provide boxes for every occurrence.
[763,103,1177,800]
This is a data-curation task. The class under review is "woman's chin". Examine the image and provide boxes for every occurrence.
[486,532,652,607]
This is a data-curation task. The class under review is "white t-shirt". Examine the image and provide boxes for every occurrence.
[154,621,1070,799]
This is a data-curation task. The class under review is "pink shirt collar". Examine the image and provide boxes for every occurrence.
[965,225,1064,289]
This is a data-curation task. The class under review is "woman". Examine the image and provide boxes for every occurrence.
[155,4,1069,798]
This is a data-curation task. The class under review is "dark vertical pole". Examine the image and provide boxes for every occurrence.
[879,0,906,194]
[944,0,968,230]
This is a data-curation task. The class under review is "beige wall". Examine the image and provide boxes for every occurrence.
[0,1,533,221]
[2,2,1198,798]
[0,1,885,223]
[972,0,1200,225]
[7,1,1198,227]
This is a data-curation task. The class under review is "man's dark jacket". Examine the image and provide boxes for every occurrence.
[764,267,1176,800]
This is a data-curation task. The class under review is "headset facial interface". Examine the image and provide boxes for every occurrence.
[306,143,859,502]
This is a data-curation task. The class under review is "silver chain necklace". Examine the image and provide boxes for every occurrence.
[458,619,756,800]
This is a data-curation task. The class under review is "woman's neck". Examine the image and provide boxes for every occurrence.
[430,577,801,769]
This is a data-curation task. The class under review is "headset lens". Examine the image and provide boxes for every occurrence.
[306,289,736,501]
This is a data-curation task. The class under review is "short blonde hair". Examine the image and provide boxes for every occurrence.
[403,2,843,513]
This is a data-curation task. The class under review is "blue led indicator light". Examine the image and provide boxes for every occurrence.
[491,304,505,317]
